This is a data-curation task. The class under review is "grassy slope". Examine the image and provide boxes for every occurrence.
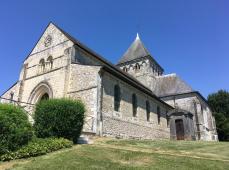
[1,138,229,170]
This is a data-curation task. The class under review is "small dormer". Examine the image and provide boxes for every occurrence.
[117,34,164,77]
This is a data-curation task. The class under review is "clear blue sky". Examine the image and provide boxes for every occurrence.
[0,0,228,98]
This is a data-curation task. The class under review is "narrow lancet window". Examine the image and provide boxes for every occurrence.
[47,56,53,70]
[123,67,128,72]
[157,106,161,124]
[10,92,14,103]
[114,85,121,111]
[39,59,45,73]
[134,63,140,71]
[146,100,150,121]
[132,94,137,117]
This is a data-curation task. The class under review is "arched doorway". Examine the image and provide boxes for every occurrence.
[175,119,185,140]
[40,93,49,101]
[28,82,53,104]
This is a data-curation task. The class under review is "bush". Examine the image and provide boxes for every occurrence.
[0,137,73,161]
[0,104,33,155]
[34,99,85,143]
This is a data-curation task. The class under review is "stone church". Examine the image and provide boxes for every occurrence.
[1,23,218,141]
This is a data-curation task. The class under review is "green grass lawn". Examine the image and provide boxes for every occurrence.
[1,138,229,170]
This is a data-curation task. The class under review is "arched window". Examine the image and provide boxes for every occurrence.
[47,56,53,70]
[114,85,121,111]
[132,94,137,117]
[157,106,161,124]
[146,100,150,121]
[134,63,140,71]
[39,59,45,73]
[123,67,128,72]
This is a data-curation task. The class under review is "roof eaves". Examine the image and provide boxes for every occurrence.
[55,23,173,109]
[159,91,209,106]
[1,81,18,97]
[100,66,173,110]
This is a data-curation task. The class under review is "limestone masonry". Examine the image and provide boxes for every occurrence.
[1,23,218,141]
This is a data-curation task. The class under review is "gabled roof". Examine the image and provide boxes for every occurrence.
[153,73,193,97]
[52,23,173,109]
[118,34,150,64]
[159,91,210,108]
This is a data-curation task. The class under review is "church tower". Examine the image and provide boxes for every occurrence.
[117,34,164,89]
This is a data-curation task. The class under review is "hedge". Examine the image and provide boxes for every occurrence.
[0,137,73,161]
[0,103,33,155]
[34,99,85,143]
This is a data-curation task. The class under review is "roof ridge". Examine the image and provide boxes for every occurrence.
[53,24,173,109]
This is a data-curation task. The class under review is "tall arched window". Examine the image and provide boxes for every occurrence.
[10,92,14,103]
[114,85,121,111]
[132,94,137,117]
[39,59,45,73]
[146,100,150,121]
[47,56,53,70]
[157,106,161,124]
[123,67,128,72]
[134,63,140,71]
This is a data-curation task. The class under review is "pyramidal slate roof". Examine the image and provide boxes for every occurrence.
[118,34,151,64]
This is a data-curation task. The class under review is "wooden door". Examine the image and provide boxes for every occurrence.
[175,119,185,140]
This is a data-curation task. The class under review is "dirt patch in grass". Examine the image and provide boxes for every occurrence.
[115,156,153,167]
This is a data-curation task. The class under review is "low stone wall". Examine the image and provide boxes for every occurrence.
[102,113,170,140]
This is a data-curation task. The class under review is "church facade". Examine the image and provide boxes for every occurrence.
[1,23,218,141]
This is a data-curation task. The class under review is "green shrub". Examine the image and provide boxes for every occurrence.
[0,103,33,155]
[34,99,85,143]
[0,137,73,161]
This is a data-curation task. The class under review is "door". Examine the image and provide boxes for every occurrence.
[175,119,185,140]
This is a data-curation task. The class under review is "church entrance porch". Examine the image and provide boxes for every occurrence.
[168,109,195,140]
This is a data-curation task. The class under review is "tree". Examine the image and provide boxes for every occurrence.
[208,90,229,141]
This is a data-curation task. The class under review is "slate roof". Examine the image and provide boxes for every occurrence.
[52,23,173,109]
[153,74,193,97]
[118,34,150,64]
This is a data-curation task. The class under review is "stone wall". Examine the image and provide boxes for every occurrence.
[101,71,170,139]
[1,82,20,103]
[102,114,169,139]
[67,64,102,134]
[161,93,218,141]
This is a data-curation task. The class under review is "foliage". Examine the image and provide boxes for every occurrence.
[208,90,229,141]
[34,98,85,143]
[0,103,33,155]
[0,137,73,161]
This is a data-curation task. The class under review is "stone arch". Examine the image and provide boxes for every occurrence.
[47,56,53,69]
[28,82,53,104]
[122,67,128,72]
[134,63,140,70]
[39,58,45,72]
